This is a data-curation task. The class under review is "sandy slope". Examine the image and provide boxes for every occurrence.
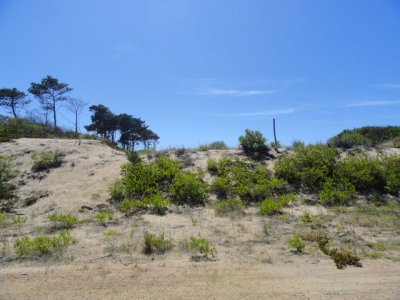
[1,138,400,299]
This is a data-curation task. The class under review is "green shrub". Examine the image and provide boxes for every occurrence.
[381,155,400,194]
[13,215,26,225]
[207,158,218,174]
[336,155,385,192]
[187,235,216,256]
[0,211,7,226]
[213,198,244,216]
[170,172,208,206]
[278,193,297,206]
[31,150,63,172]
[329,248,362,269]
[301,210,313,224]
[199,144,210,151]
[0,155,16,200]
[48,213,77,228]
[96,209,114,222]
[274,144,339,191]
[14,230,72,258]
[238,129,270,160]
[126,150,141,164]
[145,194,170,215]
[209,157,287,203]
[288,233,306,253]
[209,141,228,150]
[329,126,400,147]
[328,131,370,148]
[142,232,172,255]
[210,177,231,198]
[318,179,355,206]
[259,198,282,216]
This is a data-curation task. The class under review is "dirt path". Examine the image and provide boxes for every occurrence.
[1,260,400,299]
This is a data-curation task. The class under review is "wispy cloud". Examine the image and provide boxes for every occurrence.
[371,83,400,89]
[203,88,280,97]
[216,108,294,118]
[344,100,400,108]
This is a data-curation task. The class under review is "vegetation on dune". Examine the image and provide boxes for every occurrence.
[142,232,172,255]
[14,230,72,259]
[275,144,400,205]
[31,150,64,172]
[0,155,16,201]
[187,235,216,257]
[110,155,208,214]
[199,141,229,151]
[328,126,400,148]
[239,129,270,160]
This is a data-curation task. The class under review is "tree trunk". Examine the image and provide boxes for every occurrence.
[53,100,57,128]
[11,98,17,118]
[75,113,78,133]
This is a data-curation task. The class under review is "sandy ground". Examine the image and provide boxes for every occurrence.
[1,138,400,299]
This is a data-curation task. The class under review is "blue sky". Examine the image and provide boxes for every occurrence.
[1,0,400,148]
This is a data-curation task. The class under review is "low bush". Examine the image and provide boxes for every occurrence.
[274,144,339,191]
[31,150,63,172]
[288,233,306,253]
[209,157,287,203]
[328,131,370,148]
[96,209,114,222]
[14,230,72,259]
[329,126,400,147]
[300,210,313,224]
[0,155,16,200]
[209,141,228,150]
[170,172,208,206]
[329,247,362,269]
[187,235,216,257]
[259,198,282,216]
[213,198,244,216]
[239,129,270,160]
[48,213,77,228]
[210,177,231,198]
[126,150,142,164]
[0,211,7,226]
[145,194,170,215]
[318,179,355,206]
[142,232,172,255]
[336,155,385,193]
[381,155,400,195]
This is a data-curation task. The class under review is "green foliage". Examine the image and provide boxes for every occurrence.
[209,156,287,203]
[210,177,231,198]
[318,179,355,205]
[328,131,370,148]
[187,235,216,256]
[207,158,219,174]
[213,198,244,216]
[277,193,297,206]
[336,155,385,192]
[274,144,339,191]
[200,141,228,151]
[301,210,313,224]
[329,248,362,269]
[126,150,141,164]
[13,215,26,225]
[170,172,208,206]
[288,233,306,253]
[146,194,170,215]
[96,210,114,222]
[0,155,16,200]
[329,126,400,147]
[31,150,63,172]
[0,88,29,118]
[142,232,172,255]
[48,213,77,228]
[381,155,400,194]
[259,198,282,216]
[14,230,72,259]
[0,211,7,226]
[239,129,270,160]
